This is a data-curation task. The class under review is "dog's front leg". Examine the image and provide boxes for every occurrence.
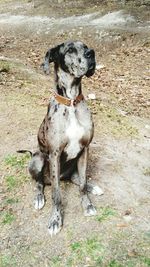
[78,147,97,216]
[48,152,63,236]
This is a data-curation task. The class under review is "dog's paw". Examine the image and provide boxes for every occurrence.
[91,185,104,196]
[48,212,63,236]
[84,204,97,217]
[34,193,45,210]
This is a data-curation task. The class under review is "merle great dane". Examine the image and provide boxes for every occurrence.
[22,41,103,236]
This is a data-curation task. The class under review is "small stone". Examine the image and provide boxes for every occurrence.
[96,64,105,70]
[123,215,132,222]
[88,93,96,100]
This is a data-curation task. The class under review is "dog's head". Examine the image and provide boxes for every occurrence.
[42,41,96,78]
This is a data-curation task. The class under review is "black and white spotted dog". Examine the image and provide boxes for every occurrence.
[20,41,103,236]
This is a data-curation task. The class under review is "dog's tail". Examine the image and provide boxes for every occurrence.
[17,150,33,157]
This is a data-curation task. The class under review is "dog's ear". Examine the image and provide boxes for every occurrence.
[41,44,64,75]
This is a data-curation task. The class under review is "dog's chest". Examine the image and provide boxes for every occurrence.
[65,108,85,160]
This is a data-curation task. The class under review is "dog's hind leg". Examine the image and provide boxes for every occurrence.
[29,151,46,210]
[71,172,103,196]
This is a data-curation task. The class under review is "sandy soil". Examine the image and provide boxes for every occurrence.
[0,1,150,267]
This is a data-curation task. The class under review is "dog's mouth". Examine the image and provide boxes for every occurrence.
[86,62,96,77]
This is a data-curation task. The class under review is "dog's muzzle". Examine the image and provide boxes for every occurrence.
[84,49,96,77]
[86,62,96,77]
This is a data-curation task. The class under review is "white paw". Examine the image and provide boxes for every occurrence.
[34,193,45,210]
[84,204,97,217]
[92,185,104,196]
[48,222,62,236]
[48,212,62,236]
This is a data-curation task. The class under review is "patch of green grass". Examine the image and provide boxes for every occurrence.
[143,257,150,266]
[0,255,16,267]
[143,167,150,176]
[5,197,19,204]
[96,207,117,222]
[67,237,104,266]
[5,173,28,191]
[1,212,16,225]
[71,241,81,251]
[65,234,150,267]
[2,153,30,191]
[4,153,29,169]
[50,256,62,266]
[108,259,123,267]
[5,175,17,190]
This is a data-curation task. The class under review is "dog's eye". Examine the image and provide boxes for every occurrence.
[68,47,74,53]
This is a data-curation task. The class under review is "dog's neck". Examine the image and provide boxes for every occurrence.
[54,67,82,100]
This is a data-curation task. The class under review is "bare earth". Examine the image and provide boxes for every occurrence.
[0,1,150,267]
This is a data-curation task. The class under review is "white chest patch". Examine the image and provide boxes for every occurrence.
[65,108,85,160]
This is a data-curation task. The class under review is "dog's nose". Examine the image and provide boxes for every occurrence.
[84,49,95,58]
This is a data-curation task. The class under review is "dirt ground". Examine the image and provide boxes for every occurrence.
[0,1,150,267]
